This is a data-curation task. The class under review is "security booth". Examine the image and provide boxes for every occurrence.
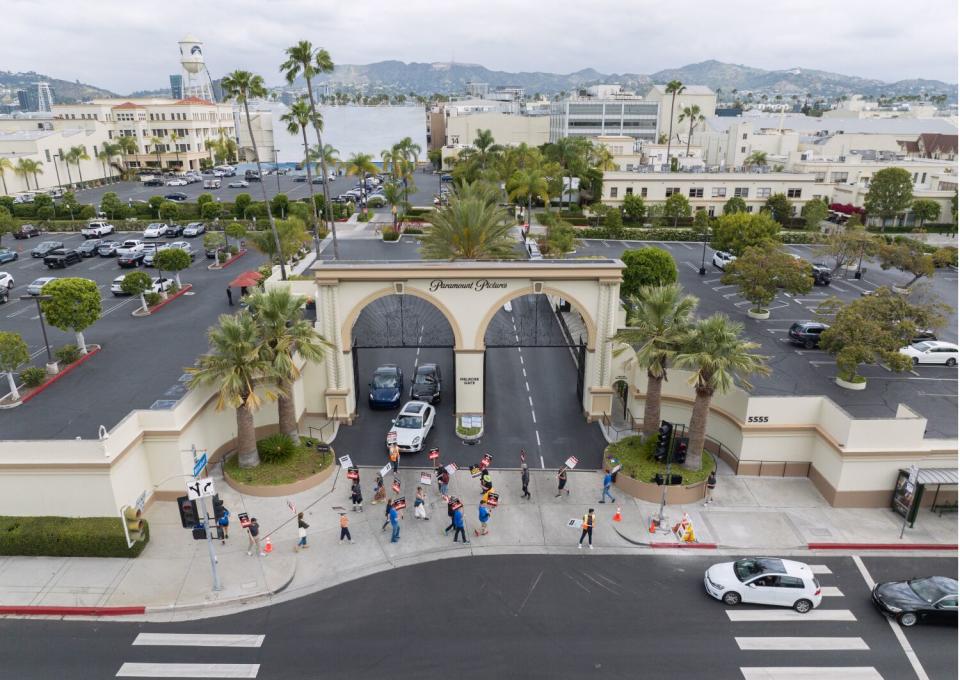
[893,467,958,528]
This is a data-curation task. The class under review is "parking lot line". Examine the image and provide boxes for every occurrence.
[676,243,693,250]
[684,262,700,272]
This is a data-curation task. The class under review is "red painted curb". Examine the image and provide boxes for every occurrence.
[649,542,718,549]
[145,284,193,314]
[0,605,145,617]
[808,543,958,551]
[217,249,247,269]
[21,345,102,404]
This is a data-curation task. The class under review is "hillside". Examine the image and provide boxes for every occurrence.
[0,70,115,103]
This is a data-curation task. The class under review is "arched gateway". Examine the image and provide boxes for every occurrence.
[310,259,625,423]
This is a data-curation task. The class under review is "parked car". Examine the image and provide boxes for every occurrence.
[872,576,957,627]
[244,170,261,182]
[97,240,122,257]
[14,224,41,239]
[788,321,829,349]
[164,192,189,202]
[704,557,822,613]
[0,272,13,290]
[0,286,7,304]
[912,329,938,344]
[899,341,958,367]
[80,221,114,239]
[44,249,81,269]
[183,222,206,237]
[810,263,832,286]
[386,401,436,453]
[205,244,222,259]
[369,365,404,409]
[26,276,56,295]
[311,176,326,184]
[143,223,170,239]
[118,251,146,268]
[0,248,18,264]
[227,180,249,189]
[293,175,307,183]
[440,174,453,182]
[143,244,173,266]
[712,250,737,270]
[203,179,222,190]
[143,177,164,187]
[165,224,184,237]
[31,241,64,258]
[410,363,442,403]
[168,241,196,260]
[111,274,173,296]
[117,240,145,255]
[166,178,188,186]
[77,239,103,257]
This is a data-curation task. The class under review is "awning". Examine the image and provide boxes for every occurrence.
[916,468,959,486]
[228,271,264,288]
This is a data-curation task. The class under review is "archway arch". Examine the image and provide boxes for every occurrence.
[340,286,466,351]
[473,285,598,350]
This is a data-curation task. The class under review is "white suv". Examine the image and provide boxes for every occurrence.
[705,557,822,613]
[387,401,436,453]
[712,250,737,270]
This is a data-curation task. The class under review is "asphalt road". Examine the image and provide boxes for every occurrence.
[0,554,954,680]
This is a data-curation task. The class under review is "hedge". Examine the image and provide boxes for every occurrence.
[0,515,150,557]
[574,226,826,245]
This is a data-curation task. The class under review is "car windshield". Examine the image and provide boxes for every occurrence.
[415,370,436,385]
[372,372,398,389]
[911,341,933,351]
[733,558,785,582]
[395,415,422,429]
[909,578,950,603]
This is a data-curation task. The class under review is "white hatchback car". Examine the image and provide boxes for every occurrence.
[899,341,958,367]
[143,223,169,239]
[712,250,737,270]
[705,557,822,613]
[387,401,435,453]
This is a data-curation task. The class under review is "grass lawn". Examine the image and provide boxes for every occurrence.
[605,435,715,485]
[225,441,334,486]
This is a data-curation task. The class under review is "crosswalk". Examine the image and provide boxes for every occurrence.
[116,634,263,678]
[732,564,884,680]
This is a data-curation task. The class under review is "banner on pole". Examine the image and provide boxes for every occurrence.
[428,447,440,460]
[444,463,458,476]
[419,471,432,485]
[392,476,401,494]
[380,462,393,478]
[565,456,579,469]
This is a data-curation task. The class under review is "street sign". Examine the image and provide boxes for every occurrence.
[338,454,353,468]
[380,462,393,478]
[193,452,208,478]
[186,477,215,500]
[428,448,440,460]
[134,491,147,512]
[419,472,432,485]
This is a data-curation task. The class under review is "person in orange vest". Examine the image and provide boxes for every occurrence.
[339,512,352,543]
[389,443,400,473]
[578,508,595,549]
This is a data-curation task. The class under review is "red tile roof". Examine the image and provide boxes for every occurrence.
[918,133,958,156]
[112,101,144,109]
[174,97,215,106]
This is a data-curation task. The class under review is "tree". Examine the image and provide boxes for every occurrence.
[121,271,153,312]
[169,131,181,167]
[864,167,913,230]
[801,199,829,230]
[187,312,277,468]
[247,288,330,436]
[663,193,692,226]
[147,195,164,218]
[222,69,287,280]
[620,248,678,299]
[197,193,213,208]
[721,242,813,314]
[693,210,711,229]
[472,129,499,170]
[818,287,946,384]
[149,135,165,169]
[116,135,138,175]
[40,278,101,354]
[613,284,698,436]
[65,146,90,186]
[15,158,43,190]
[0,207,17,246]
[158,201,180,222]
[280,97,321,241]
[816,223,877,272]
[421,181,517,260]
[343,152,379,210]
[0,157,13,196]
[100,192,123,220]
[678,104,705,157]
[877,239,936,288]
[762,193,794,226]
[543,220,576,256]
[381,181,405,228]
[248,217,310,265]
[622,194,646,223]
[663,80,685,165]
[744,151,767,168]
[281,41,339,259]
[711,211,780,256]
[722,196,747,215]
[0,331,29,401]
[604,207,625,237]
[98,142,121,181]
[507,166,550,229]
[154,248,192,287]
[225,221,247,251]
[201,201,223,221]
[234,193,252,219]
[271,193,289,219]
[910,199,941,227]
[675,314,770,470]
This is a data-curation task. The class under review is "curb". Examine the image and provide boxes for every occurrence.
[208,249,247,270]
[613,524,718,549]
[140,284,193,315]
[21,345,102,404]
[0,605,145,617]
[808,543,958,551]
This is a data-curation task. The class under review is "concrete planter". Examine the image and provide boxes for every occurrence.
[747,308,770,320]
[603,453,707,504]
[835,376,867,391]
[456,415,483,443]
[223,453,336,497]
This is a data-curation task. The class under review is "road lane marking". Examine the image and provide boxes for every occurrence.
[132,633,265,647]
[725,609,856,622]
[531,411,536,423]
[525,382,530,391]
[5,305,32,318]
[116,663,260,677]
[522,368,526,377]
[528,396,533,406]
[539,454,545,468]
[677,243,693,250]
[684,262,701,272]
[736,637,868,651]
[519,355,523,364]
[535,431,541,447]
[740,668,882,679]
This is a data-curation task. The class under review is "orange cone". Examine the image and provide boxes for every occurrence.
[613,506,622,522]
[648,517,657,533]
[264,536,273,554]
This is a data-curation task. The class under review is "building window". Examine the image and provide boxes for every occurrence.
[756,188,772,198]
[708,206,715,217]
[640,187,647,198]
[831,172,848,183]
[44,150,51,162]
[625,187,633,196]
[711,187,726,198]
[688,188,703,198]
[742,133,748,140]
[610,187,618,198]
[787,188,802,198]
[740,146,746,153]
[665,187,680,197]
[734,187,749,198]
[746,206,754,213]
[814,172,826,182]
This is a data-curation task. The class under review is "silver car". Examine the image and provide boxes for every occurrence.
[182,222,206,237]
[27,276,56,295]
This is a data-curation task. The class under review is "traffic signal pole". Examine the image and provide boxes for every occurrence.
[202,493,222,592]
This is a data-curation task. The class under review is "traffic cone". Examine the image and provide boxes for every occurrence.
[613,506,622,522]
[648,517,657,533]
[264,536,273,554]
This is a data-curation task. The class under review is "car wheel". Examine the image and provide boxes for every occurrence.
[912,357,919,365]
[898,612,918,627]
[722,591,741,606]
[947,358,957,367]
[804,340,814,349]
[6,281,12,290]
[793,599,813,614]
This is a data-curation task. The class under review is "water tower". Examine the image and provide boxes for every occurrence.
[177,35,215,101]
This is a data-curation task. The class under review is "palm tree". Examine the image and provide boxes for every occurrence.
[281,98,321,244]
[664,80,686,167]
[506,166,550,229]
[187,312,277,468]
[744,150,768,168]
[550,136,590,208]
[678,104,705,157]
[67,145,90,187]
[421,181,517,260]
[343,152,379,211]
[117,135,138,174]
[15,158,43,190]
[169,131,181,167]
[612,284,698,436]
[150,135,164,169]
[246,288,330,437]
[97,142,121,182]
[221,69,288,280]
[0,157,13,195]
[473,129,498,170]
[381,181,405,228]
[674,314,770,471]
[590,145,618,171]
[280,41,339,258]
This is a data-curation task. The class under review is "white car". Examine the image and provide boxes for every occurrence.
[899,341,958,367]
[704,557,823,613]
[26,276,56,296]
[81,221,115,238]
[166,178,188,186]
[387,401,436,453]
[111,274,173,296]
[143,223,169,239]
[183,222,207,237]
[0,272,13,290]
[228,180,249,188]
[712,250,737,270]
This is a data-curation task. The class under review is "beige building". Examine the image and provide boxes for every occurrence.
[236,105,277,164]
[645,84,717,147]
[443,111,549,149]
[593,135,643,170]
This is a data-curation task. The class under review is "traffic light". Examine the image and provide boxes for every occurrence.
[212,494,225,521]
[673,439,688,465]
[124,506,145,542]
[655,421,673,462]
[177,495,198,528]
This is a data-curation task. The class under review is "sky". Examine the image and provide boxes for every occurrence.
[4,0,957,92]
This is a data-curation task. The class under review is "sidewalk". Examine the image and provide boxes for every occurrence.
[0,464,955,620]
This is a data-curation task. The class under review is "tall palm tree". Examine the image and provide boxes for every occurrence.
[381,181,405,228]
[590,145,618,171]
[612,284,698,436]
[421,181,517,260]
[15,158,43,190]
[281,98,321,245]
[187,312,277,468]
[394,136,421,166]
[169,131,181,167]
[506,166,550,229]
[664,80,686,167]
[97,142,122,182]
[0,157,13,195]
[117,135,138,175]
[280,41,339,258]
[67,145,90,186]
[678,104,705,157]
[550,136,590,208]
[674,314,770,471]
[222,69,287,280]
[473,129,498,170]
[246,288,330,437]
[343,152,378,211]
[150,135,164,169]
[744,150,768,168]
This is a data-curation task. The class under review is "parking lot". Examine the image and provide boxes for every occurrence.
[0,229,266,439]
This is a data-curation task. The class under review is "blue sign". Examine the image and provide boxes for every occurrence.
[193,453,208,478]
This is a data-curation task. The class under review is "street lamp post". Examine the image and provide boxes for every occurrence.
[273,149,281,194]
[20,294,58,375]
[699,224,711,275]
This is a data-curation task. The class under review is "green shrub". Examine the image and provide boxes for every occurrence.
[144,292,162,307]
[382,227,400,241]
[0,516,149,557]
[257,433,297,464]
[20,366,47,388]
[605,435,715,485]
[357,211,373,222]
[54,344,82,365]
[217,251,229,264]
[402,227,422,235]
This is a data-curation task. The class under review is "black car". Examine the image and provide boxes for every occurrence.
[788,321,829,349]
[98,240,121,257]
[244,171,262,182]
[13,224,41,239]
[164,192,189,202]
[368,365,403,409]
[410,363,442,403]
[872,576,957,627]
[44,249,81,268]
[164,223,184,237]
[913,329,938,344]
[143,178,164,187]
[118,251,146,268]
[31,240,64,258]
[811,263,832,286]
[78,238,103,257]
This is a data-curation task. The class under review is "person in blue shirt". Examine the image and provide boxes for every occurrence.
[475,499,491,536]
[452,506,469,544]
[600,469,615,504]
[389,503,400,543]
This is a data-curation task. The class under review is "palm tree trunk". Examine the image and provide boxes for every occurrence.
[684,386,713,471]
[686,120,693,157]
[666,94,677,164]
[242,99,287,281]
[1,173,7,195]
[64,163,72,187]
[235,401,260,468]
[642,369,663,436]
[76,164,84,187]
[303,77,339,259]
[301,128,320,254]
[277,379,298,437]
[32,172,39,190]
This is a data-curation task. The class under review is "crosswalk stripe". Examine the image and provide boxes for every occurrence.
[726,609,856,622]
[116,663,259,678]
[808,565,832,574]
[820,587,843,597]
[736,637,868,650]
[740,668,883,679]
[132,633,265,648]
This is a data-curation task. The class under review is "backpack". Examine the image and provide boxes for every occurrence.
[217,509,230,526]
[249,523,259,537]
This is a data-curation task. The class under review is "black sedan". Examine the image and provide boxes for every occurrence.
[368,365,403,409]
[31,241,64,258]
[872,576,957,627]
[78,238,103,257]
[164,192,189,202]
[98,240,122,257]
[118,251,146,268]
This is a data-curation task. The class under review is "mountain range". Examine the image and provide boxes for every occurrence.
[0,70,115,103]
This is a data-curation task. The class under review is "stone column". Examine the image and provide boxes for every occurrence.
[316,281,351,420]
